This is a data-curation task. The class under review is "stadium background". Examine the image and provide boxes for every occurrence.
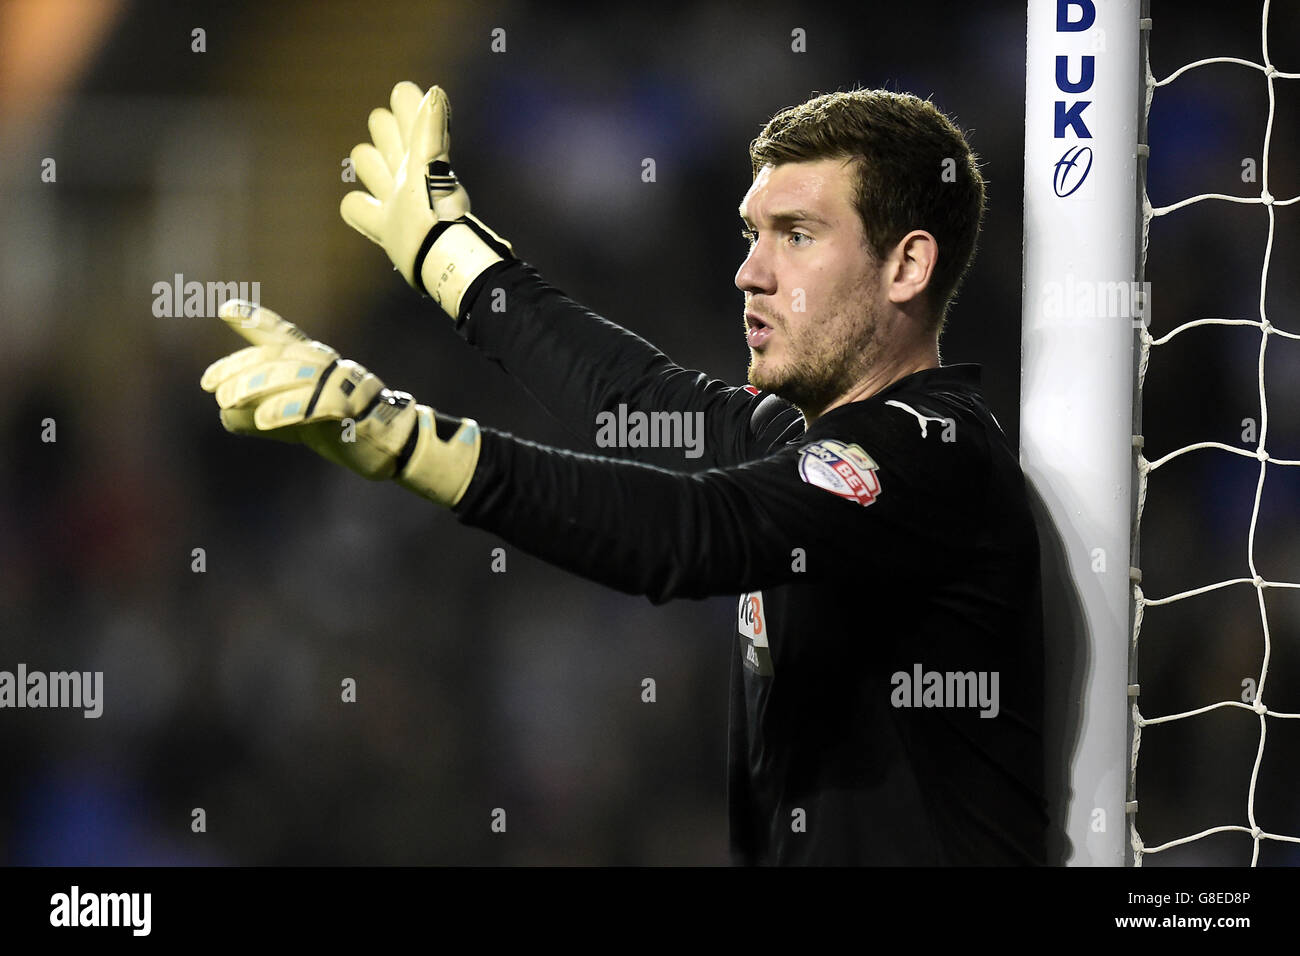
[1,0,1298,864]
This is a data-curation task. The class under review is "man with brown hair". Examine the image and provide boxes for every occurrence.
[203,83,1048,864]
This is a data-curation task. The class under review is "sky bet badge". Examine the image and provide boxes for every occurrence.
[797,440,882,507]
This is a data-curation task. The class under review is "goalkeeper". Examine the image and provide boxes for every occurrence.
[203,82,1049,865]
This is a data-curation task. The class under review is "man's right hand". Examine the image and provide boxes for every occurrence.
[341,81,514,319]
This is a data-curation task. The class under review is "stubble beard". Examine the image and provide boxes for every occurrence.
[748,303,883,418]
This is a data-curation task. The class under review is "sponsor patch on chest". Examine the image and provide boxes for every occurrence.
[797,440,882,506]
[737,591,773,676]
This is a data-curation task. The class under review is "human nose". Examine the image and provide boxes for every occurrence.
[734,237,776,296]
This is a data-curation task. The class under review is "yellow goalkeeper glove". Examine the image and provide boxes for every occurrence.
[340,81,514,319]
[200,299,481,507]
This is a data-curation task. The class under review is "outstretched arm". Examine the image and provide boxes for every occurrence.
[339,81,803,469]
[200,300,970,603]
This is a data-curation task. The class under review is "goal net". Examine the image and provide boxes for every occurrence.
[1130,0,1300,866]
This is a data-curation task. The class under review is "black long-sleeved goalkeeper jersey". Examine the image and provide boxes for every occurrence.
[447,260,1048,865]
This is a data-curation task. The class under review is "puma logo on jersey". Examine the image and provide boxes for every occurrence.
[797,440,881,506]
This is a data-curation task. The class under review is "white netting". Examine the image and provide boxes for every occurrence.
[1130,0,1300,866]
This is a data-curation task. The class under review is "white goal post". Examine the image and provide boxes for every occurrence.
[1021,0,1143,866]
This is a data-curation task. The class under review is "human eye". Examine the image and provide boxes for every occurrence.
[788,230,812,247]
[740,227,757,247]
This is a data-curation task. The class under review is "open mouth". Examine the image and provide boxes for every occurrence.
[746,312,774,349]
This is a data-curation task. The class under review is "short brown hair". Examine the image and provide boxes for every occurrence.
[748,88,986,331]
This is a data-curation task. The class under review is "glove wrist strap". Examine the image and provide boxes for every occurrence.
[414,214,514,319]
[394,405,482,507]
